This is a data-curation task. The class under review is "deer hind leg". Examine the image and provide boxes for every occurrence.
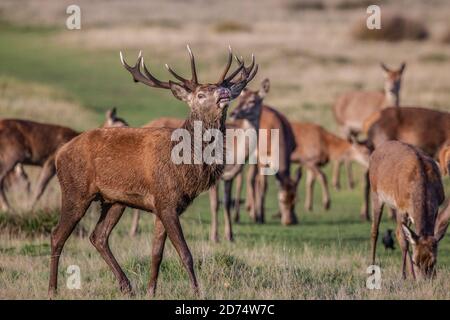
[312,166,330,210]
[255,172,267,224]
[159,209,199,295]
[30,156,56,210]
[332,160,342,190]
[129,209,140,237]
[370,193,384,265]
[0,158,20,212]
[48,192,93,297]
[304,168,316,211]
[223,180,234,241]
[233,172,243,223]
[89,202,130,294]
[16,164,31,194]
[148,216,167,297]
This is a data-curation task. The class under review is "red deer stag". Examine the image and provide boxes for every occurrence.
[130,116,251,243]
[369,141,448,279]
[361,107,450,219]
[0,109,128,212]
[230,78,299,225]
[48,47,257,297]
[290,122,370,212]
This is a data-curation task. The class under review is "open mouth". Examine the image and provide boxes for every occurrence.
[217,93,231,104]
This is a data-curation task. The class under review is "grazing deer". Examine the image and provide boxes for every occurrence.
[0,109,128,212]
[369,141,448,279]
[230,78,299,225]
[290,122,370,212]
[361,107,450,219]
[48,47,257,297]
[0,119,79,211]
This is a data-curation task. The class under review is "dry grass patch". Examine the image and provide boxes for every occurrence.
[352,14,429,42]
[213,21,252,33]
[286,0,326,11]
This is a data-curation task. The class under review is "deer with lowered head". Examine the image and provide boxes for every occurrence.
[361,107,450,219]
[48,46,257,297]
[290,122,370,212]
[369,141,448,279]
[0,109,128,212]
[230,78,299,225]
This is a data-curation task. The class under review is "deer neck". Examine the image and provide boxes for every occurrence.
[384,89,400,107]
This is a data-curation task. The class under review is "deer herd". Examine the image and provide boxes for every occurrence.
[0,46,449,297]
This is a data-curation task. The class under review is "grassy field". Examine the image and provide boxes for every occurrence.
[0,0,450,299]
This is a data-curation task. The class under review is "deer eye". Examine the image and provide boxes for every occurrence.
[197,93,206,99]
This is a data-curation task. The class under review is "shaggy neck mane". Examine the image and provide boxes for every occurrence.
[169,107,228,210]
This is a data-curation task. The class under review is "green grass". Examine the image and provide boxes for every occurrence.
[0,26,450,299]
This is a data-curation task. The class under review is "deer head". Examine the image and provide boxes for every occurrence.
[104,107,129,128]
[380,62,406,106]
[229,78,270,128]
[402,202,450,278]
[348,136,371,168]
[120,46,258,126]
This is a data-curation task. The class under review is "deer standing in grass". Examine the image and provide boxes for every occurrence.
[361,107,450,219]
[332,63,405,189]
[369,141,448,279]
[290,122,370,212]
[131,116,252,242]
[0,109,127,212]
[230,79,299,225]
[48,46,257,297]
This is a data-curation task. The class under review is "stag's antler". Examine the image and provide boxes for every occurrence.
[120,50,172,89]
[164,45,199,91]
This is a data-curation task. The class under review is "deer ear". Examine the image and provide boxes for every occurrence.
[106,108,116,119]
[402,224,418,245]
[435,202,450,242]
[380,62,390,75]
[169,81,192,102]
[399,62,406,74]
[258,78,270,98]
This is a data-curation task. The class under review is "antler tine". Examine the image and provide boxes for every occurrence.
[165,63,190,84]
[217,45,233,84]
[186,45,198,84]
[223,56,244,84]
[120,51,171,89]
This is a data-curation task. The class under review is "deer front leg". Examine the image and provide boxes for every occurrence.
[89,203,131,294]
[304,169,315,211]
[30,156,56,210]
[223,180,233,241]
[332,160,342,190]
[255,173,267,224]
[209,183,219,242]
[396,224,410,280]
[129,209,140,237]
[345,159,354,189]
[159,210,199,295]
[148,216,167,297]
[314,166,330,210]
[370,193,383,265]
[233,172,243,223]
